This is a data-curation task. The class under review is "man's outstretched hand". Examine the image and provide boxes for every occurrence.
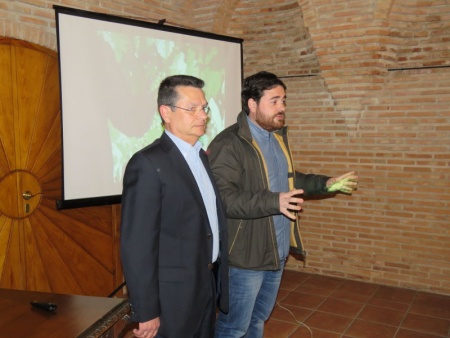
[326,171,358,194]
[279,189,304,220]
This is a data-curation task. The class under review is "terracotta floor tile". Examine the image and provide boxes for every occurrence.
[290,325,341,338]
[304,311,353,334]
[357,304,405,327]
[294,283,336,297]
[299,274,344,292]
[345,319,397,338]
[277,288,291,302]
[270,302,312,323]
[280,290,327,309]
[373,286,417,304]
[280,269,311,288]
[401,313,450,337]
[280,279,305,292]
[331,280,379,303]
[318,297,365,318]
[263,270,450,338]
[335,280,379,296]
[367,297,410,312]
[408,303,450,321]
[413,292,450,313]
[395,328,446,338]
[263,318,298,338]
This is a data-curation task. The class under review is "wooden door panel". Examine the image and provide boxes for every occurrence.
[0,37,122,297]
[13,46,49,169]
[0,43,14,174]
[0,217,13,281]
[23,217,52,291]
[0,219,23,289]
[27,61,60,173]
[40,175,61,201]
[35,149,61,185]
[38,204,114,272]
[32,209,113,294]
[28,211,85,294]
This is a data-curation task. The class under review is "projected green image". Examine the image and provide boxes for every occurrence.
[99,31,226,183]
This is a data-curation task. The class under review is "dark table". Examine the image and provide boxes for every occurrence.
[0,288,130,338]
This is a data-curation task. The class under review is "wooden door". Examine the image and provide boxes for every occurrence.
[0,38,122,296]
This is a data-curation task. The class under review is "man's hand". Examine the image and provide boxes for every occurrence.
[133,317,160,338]
[327,171,358,194]
[279,189,304,220]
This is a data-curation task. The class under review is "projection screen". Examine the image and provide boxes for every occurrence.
[54,6,243,210]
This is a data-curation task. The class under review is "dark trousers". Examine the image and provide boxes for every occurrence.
[156,270,217,338]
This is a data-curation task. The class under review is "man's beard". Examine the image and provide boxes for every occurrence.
[255,111,285,132]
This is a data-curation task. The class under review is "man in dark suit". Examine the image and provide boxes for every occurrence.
[120,75,228,338]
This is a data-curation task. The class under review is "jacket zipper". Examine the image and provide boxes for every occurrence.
[229,219,243,254]
[241,136,280,268]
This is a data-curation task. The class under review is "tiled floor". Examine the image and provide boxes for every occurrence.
[264,270,450,338]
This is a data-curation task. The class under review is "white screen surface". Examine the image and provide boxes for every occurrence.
[55,7,242,208]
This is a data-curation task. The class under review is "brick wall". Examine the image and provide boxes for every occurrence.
[1,0,449,295]
[283,0,450,296]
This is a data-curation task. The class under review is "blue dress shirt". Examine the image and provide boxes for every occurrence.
[165,131,219,262]
[248,118,290,261]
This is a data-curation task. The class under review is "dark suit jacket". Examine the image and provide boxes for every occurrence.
[120,132,228,337]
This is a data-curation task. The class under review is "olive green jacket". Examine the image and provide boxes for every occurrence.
[207,111,331,270]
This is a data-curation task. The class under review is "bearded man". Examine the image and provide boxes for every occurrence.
[207,71,358,338]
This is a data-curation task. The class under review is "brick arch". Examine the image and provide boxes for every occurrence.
[293,0,394,133]
[374,0,395,20]
[223,0,320,77]
[385,0,450,68]
[296,0,318,28]
[211,0,241,34]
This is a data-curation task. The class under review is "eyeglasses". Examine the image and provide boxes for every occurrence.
[168,104,210,115]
